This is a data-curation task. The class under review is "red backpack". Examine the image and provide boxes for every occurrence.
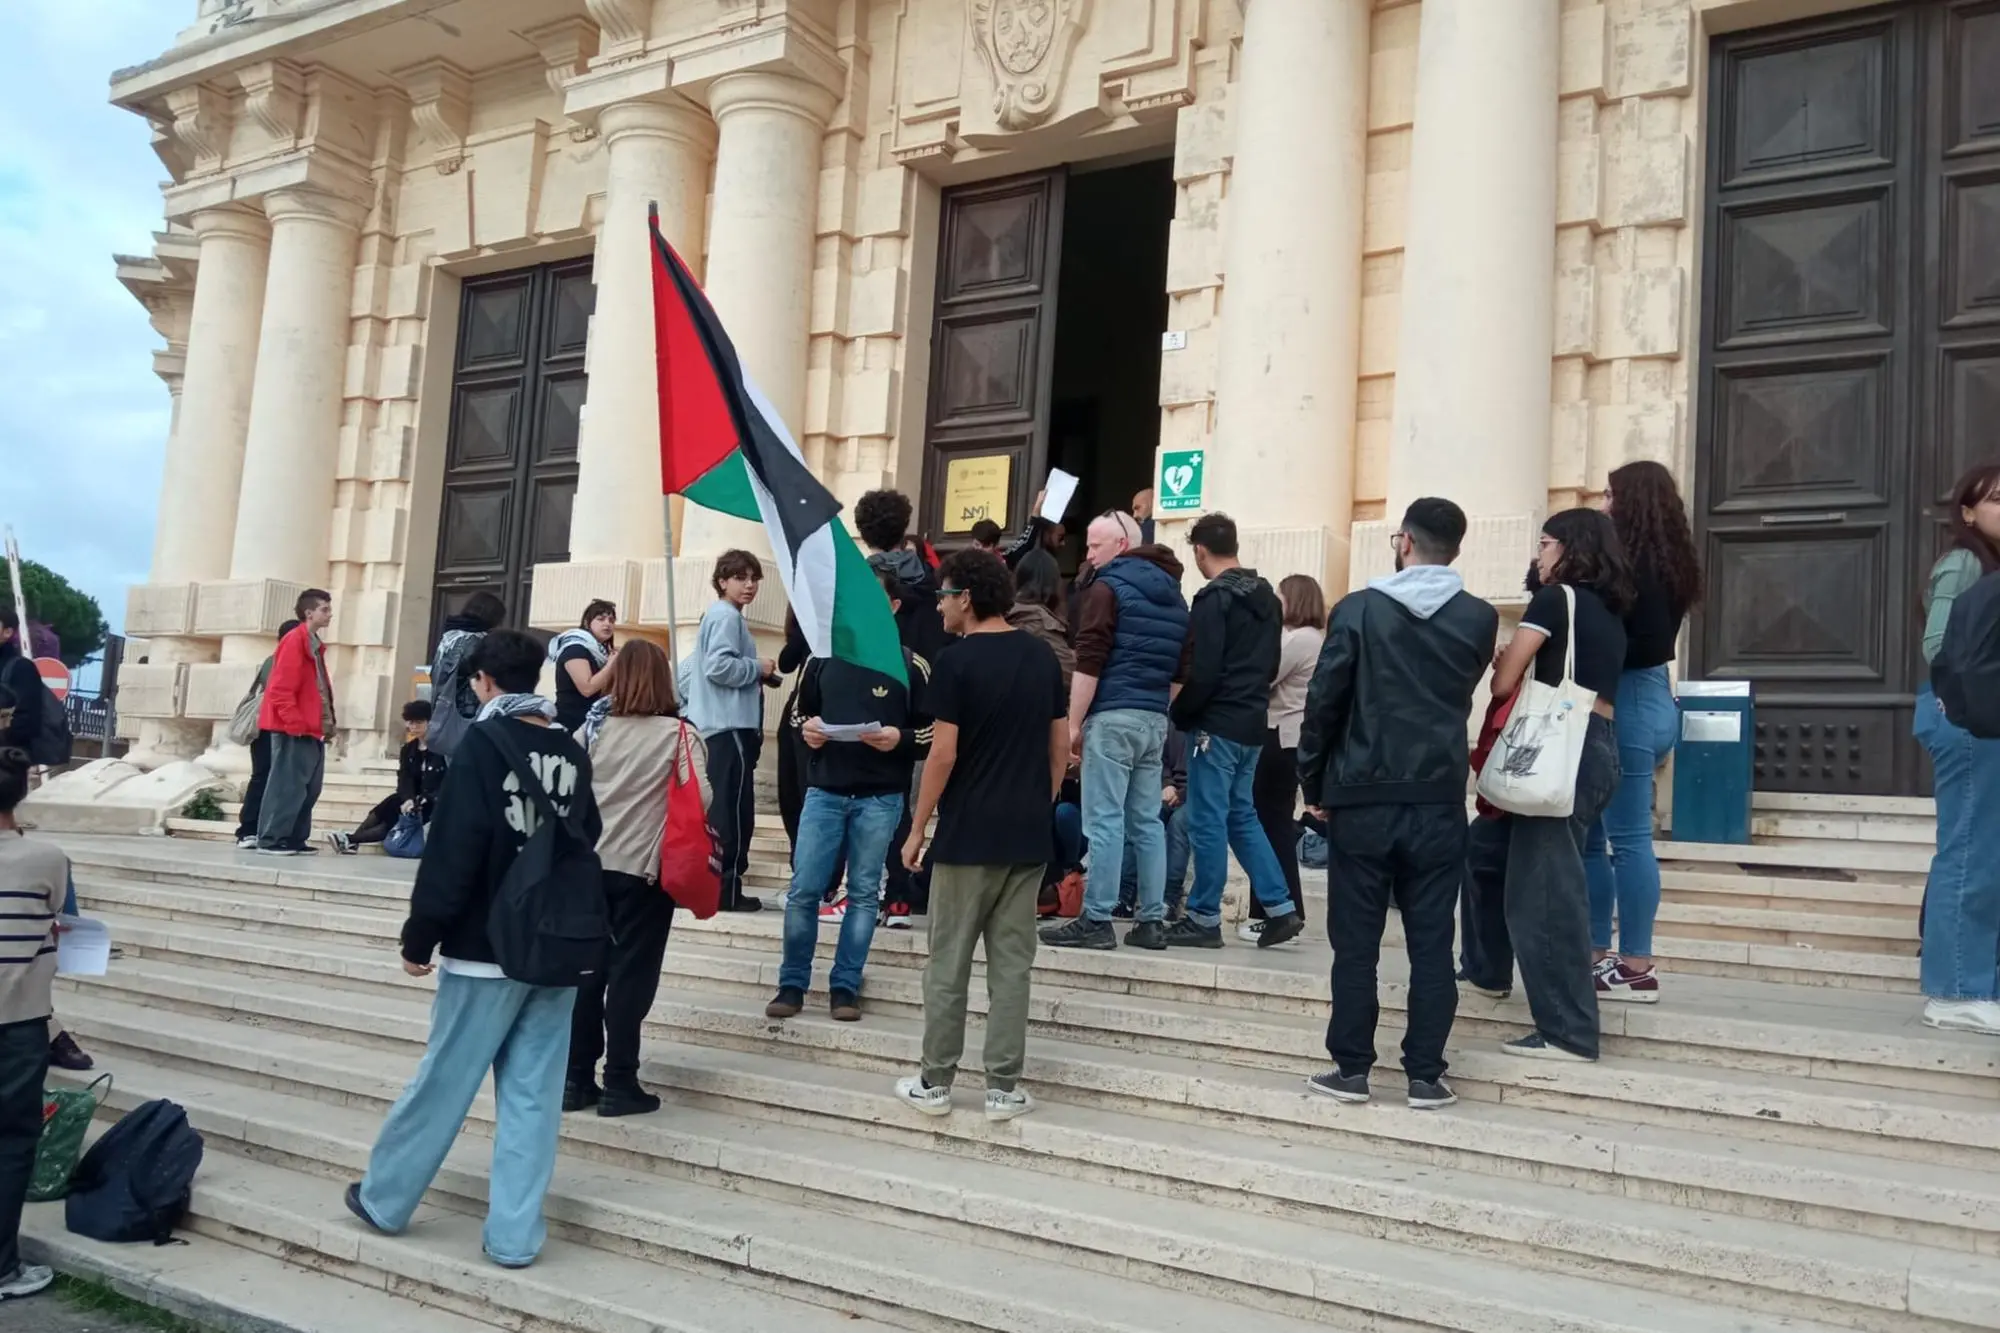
[660,720,724,917]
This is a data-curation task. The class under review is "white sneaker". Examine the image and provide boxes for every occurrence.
[985,1088,1035,1122]
[893,1074,952,1117]
[1237,920,1299,945]
[0,1263,53,1299]
[325,831,355,855]
[1924,999,2000,1036]
[236,835,257,849]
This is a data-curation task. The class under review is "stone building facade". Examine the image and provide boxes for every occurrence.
[103,0,2000,799]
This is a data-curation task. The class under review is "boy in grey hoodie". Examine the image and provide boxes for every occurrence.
[684,550,777,912]
[1296,498,1498,1112]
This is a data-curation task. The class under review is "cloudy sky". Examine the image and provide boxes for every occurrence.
[0,3,190,642]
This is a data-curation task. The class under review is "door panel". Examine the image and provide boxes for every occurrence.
[429,257,595,652]
[1698,0,2000,795]
[921,170,1066,541]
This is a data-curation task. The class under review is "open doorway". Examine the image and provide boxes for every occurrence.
[916,157,1175,558]
[1046,158,1175,554]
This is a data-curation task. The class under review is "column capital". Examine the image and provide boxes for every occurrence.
[262,186,369,232]
[707,70,837,128]
[599,94,718,156]
[189,203,271,246]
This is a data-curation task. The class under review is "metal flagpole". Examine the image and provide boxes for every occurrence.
[4,527,29,640]
[662,495,680,674]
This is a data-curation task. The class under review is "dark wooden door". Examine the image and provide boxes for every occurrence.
[1695,2,2000,795]
[919,169,1066,543]
[429,258,593,650]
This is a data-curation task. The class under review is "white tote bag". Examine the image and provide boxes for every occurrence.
[1477,585,1597,819]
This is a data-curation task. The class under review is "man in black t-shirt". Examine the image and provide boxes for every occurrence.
[896,550,1066,1123]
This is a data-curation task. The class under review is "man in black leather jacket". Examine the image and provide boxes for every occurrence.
[1297,497,1498,1110]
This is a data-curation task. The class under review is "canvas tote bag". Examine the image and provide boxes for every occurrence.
[1477,584,1597,819]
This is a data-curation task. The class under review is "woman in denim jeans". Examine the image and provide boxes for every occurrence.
[1916,464,2000,1037]
[1489,510,1631,1061]
[1585,462,1704,1004]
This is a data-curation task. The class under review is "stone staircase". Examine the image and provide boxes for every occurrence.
[22,789,2000,1333]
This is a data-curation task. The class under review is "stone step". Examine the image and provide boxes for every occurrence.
[1656,837,1935,876]
[1751,811,1937,845]
[53,993,1977,1333]
[74,875,1988,1102]
[59,938,2000,1220]
[1753,792,1937,818]
[1659,866,1926,912]
[19,1201,504,1333]
[88,1140,911,1333]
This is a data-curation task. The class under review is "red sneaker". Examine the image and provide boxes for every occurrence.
[818,896,847,925]
[1597,961,1660,1004]
[884,901,913,930]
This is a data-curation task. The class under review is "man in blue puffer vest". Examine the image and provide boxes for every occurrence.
[1041,512,1191,951]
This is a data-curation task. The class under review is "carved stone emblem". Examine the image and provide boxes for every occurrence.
[970,0,1090,130]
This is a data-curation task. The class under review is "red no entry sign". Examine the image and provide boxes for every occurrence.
[35,658,69,702]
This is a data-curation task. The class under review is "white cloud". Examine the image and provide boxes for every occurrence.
[0,2,191,639]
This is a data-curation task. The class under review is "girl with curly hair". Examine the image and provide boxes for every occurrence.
[1586,460,1704,1004]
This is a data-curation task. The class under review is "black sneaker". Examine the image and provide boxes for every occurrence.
[1111,903,1136,920]
[765,987,806,1019]
[1406,1078,1458,1109]
[48,1031,93,1072]
[1501,1033,1595,1062]
[1039,917,1117,950]
[724,896,765,913]
[1161,919,1223,949]
[562,1077,600,1113]
[1124,920,1167,950]
[344,1182,391,1234]
[829,989,862,1022]
[1256,913,1305,949]
[597,1078,662,1117]
[1305,1070,1370,1104]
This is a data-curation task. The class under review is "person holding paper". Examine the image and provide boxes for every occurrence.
[766,567,934,1024]
[0,744,65,1302]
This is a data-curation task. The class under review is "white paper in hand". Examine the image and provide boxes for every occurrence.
[56,914,111,977]
[1040,469,1080,524]
[818,721,883,743]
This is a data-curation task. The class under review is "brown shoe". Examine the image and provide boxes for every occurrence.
[829,989,862,1022]
[765,987,804,1019]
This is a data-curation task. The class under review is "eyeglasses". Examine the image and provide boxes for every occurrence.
[1387,532,1407,550]
[936,587,967,600]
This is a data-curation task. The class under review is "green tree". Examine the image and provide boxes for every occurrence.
[2,560,109,668]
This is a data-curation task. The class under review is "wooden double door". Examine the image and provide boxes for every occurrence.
[428,258,594,650]
[1695,0,2000,795]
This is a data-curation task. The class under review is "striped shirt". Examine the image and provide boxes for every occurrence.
[0,830,67,1026]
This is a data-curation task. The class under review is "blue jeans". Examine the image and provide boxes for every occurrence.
[1182,731,1298,928]
[1081,709,1169,922]
[1119,804,1190,915]
[1915,687,2000,1001]
[780,788,902,995]
[359,972,576,1266]
[1053,802,1083,870]
[1584,665,1679,957]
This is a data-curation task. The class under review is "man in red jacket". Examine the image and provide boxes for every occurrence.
[255,590,336,855]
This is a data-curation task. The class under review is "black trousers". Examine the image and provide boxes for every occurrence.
[1250,731,1305,920]
[1323,803,1465,1084]
[234,729,273,839]
[569,870,675,1082]
[1460,812,1514,990]
[0,1017,51,1281]
[1505,715,1619,1059]
[352,793,403,845]
[706,728,762,909]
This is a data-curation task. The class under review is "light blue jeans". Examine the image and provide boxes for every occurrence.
[780,787,902,995]
[1119,803,1191,916]
[1182,731,1297,929]
[1584,665,1680,957]
[1081,709,1169,923]
[359,972,576,1267]
[1915,686,2000,1001]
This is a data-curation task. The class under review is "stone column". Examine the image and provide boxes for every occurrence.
[677,71,836,561]
[127,206,272,769]
[227,187,365,589]
[1385,0,1561,565]
[1208,0,1370,594]
[200,187,363,772]
[568,95,715,564]
[153,206,270,584]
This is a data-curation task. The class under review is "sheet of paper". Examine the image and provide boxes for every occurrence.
[817,721,883,743]
[56,914,111,977]
[1040,469,1080,524]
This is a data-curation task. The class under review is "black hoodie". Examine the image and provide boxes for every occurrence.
[1170,566,1282,748]
[868,548,949,662]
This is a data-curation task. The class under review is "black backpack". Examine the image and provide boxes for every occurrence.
[425,632,484,760]
[481,720,608,986]
[65,1099,204,1245]
[2,657,70,767]
[1933,568,2000,739]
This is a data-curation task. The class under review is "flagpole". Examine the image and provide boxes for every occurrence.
[662,494,680,675]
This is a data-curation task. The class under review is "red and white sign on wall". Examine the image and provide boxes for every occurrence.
[35,658,69,703]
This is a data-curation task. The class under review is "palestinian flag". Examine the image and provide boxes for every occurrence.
[650,205,905,685]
